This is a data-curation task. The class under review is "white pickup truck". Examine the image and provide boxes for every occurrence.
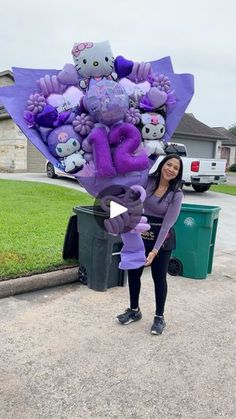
[149,142,227,192]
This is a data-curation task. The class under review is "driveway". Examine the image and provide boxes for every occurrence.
[0,174,235,419]
[0,172,85,192]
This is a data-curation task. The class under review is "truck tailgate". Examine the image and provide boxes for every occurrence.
[198,159,226,175]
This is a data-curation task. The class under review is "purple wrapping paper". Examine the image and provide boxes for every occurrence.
[151,57,194,141]
[0,68,60,167]
[119,232,146,270]
[77,166,152,197]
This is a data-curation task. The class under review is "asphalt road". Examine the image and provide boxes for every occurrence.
[0,173,235,419]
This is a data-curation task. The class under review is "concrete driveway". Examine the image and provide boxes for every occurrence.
[0,174,236,418]
[0,171,85,192]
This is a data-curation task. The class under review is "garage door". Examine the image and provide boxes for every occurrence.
[176,139,216,158]
[27,140,46,172]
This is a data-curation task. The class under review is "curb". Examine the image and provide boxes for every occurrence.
[0,267,79,299]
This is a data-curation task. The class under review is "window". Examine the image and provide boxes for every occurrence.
[164,144,187,156]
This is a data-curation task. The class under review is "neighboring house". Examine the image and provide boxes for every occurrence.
[0,70,46,173]
[213,127,236,168]
[173,113,223,159]
[0,71,230,173]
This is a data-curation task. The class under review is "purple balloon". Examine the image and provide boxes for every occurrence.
[83,79,129,126]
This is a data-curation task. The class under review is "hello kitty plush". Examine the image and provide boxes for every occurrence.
[57,41,151,90]
[72,41,118,89]
[57,41,118,90]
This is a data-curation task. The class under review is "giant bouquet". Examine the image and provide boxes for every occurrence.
[0,40,194,269]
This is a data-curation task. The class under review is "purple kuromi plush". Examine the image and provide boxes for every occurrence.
[46,125,86,172]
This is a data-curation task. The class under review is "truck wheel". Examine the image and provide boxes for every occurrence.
[168,257,183,276]
[192,184,211,193]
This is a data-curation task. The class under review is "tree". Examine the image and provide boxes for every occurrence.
[229,124,236,136]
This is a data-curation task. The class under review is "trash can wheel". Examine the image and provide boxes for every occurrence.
[168,257,183,276]
[78,264,88,285]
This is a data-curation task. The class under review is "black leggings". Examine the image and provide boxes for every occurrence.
[128,250,172,316]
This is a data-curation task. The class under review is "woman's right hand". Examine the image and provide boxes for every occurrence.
[145,251,157,267]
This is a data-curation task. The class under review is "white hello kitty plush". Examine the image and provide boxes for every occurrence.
[57,40,151,90]
[72,41,118,89]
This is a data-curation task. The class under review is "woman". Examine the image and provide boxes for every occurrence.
[117,154,183,335]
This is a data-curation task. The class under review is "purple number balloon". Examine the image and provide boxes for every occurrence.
[109,123,149,174]
[88,126,116,177]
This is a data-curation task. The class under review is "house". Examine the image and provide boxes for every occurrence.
[172,113,223,159]
[0,70,46,172]
[0,70,232,173]
[213,127,236,167]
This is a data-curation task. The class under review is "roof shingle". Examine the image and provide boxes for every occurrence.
[175,113,223,139]
[212,127,236,146]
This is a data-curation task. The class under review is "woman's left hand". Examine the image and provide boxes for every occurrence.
[145,251,157,267]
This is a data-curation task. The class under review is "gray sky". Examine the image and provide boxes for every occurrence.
[1,0,235,129]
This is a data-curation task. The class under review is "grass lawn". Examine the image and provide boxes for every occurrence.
[211,184,236,196]
[0,180,93,280]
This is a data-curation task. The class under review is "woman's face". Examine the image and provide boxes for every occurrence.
[161,158,180,182]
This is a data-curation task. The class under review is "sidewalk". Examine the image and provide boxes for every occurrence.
[0,172,85,192]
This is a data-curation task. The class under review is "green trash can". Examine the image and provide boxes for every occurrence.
[73,205,127,291]
[168,203,220,279]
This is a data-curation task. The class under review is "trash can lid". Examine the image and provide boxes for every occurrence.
[181,203,221,213]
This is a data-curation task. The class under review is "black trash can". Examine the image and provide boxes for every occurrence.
[73,205,127,291]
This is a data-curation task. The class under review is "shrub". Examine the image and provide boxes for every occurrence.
[229,164,236,172]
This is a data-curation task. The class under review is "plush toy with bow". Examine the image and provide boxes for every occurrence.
[57,40,152,90]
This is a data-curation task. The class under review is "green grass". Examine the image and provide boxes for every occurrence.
[0,180,93,280]
[211,184,236,196]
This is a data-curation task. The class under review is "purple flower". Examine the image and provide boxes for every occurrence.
[139,95,154,112]
[24,110,36,127]
[26,93,46,114]
[150,74,171,93]
[35,105,71,128]
[124,107,141,125]
[72,113,95,136]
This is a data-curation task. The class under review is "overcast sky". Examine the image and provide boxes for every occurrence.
[0,0,235,129]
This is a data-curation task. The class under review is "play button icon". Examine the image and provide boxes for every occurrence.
[110,201,127,218]
[93,184,144,234]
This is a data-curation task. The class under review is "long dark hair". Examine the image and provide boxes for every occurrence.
[149,154,183,200]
